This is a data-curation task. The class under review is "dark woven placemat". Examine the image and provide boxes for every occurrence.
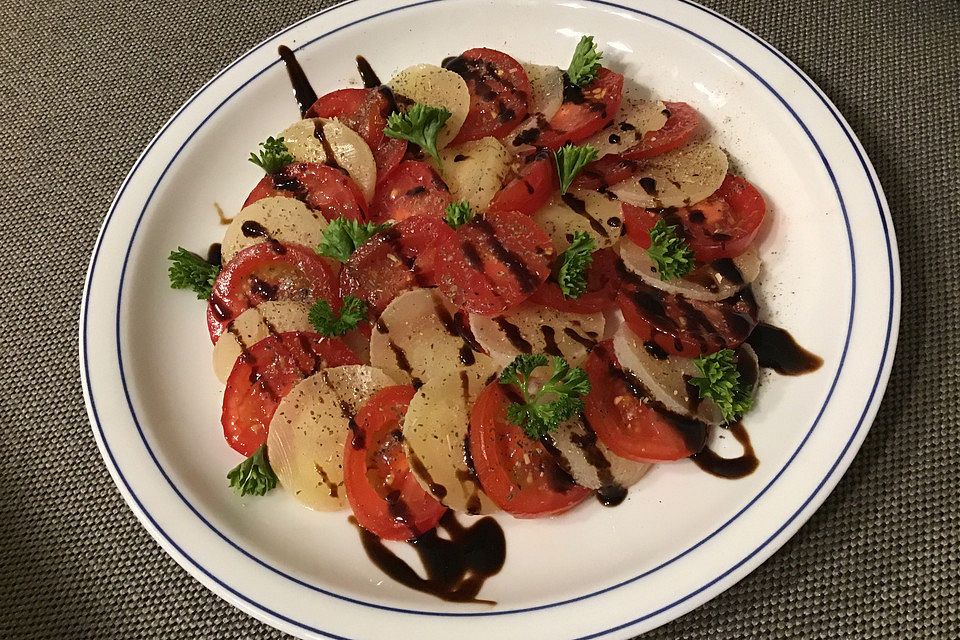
[2,0,957,637]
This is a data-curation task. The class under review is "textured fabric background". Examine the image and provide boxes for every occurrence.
[1,0,957,638]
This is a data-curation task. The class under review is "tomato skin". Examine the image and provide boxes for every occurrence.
[622,101,699,160]
[243,162,368,222]
[623,174,766,262]
[445,48,531,143]
[571,154,637,191]
[344,385,447,540]
[529,248,620,314]
[616,272,759,358]
[486,151,557,216]
[222,331,361,456]
[373,138,408,184]
[583,342,706,462]
[531,68,624,149]
[306,87,408,183]
[370,161,451,223]
[207,242,339,343]
[437,209,555,316]
[339,215,456,317]
[470,382,590,517]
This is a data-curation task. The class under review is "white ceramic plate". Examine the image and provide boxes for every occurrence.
[80,0,899,638]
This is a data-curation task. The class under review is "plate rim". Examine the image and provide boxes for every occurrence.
[79,0,900,637]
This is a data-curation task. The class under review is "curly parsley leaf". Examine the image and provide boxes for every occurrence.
[646,219,695,280]
[557,232,596,299]
[308,296,367,337]
[227,443,278,497]
[444,201,475,229]
[248,136,293,174]
[566,35,603,87]
[167,248,219,300]
[554,143,598,194]
[689,349,754,423]
[316,218,392,263]
[499,354,591,439]
[384,103,452,169]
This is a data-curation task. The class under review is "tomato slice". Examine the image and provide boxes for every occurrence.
[344,385,447,540]
[445,48,531,143]
[583,342,706,462]
[623,174,766,262]
[306,87,407,183]
[470,381,590,517]
[622,101,699,160]
[243,162,368,222]
[207,242,339,343]
[571,154,638,191]
[486,150,557,216]
[370,161,451,223]
[437,209,555,316]
[523,68,624,149]
[340,215,456,317]
[529,248,620,314]
[616,263,759,358]
[222,331,361,456]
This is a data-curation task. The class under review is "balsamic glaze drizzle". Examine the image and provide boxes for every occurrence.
[352,511,506,603]
[277,45,317,117]
[747,323,824,375]
[690,422,758,478]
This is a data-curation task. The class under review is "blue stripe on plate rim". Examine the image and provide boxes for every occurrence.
[80,0,896,636]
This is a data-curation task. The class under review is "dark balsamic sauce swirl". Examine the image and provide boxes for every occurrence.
[206,243,222,265]
[352,511,506,603]
[747,323,824,375]
[277,45,317,117]
[690,422,758,478]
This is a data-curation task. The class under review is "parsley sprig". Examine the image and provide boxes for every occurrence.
[566,35,603,87]
[316,218,392,262]
[384,104,452,169]
[444,201,475,229]
[646,219,695,280]
[167,248,219,299]
[309,296,367,337]
[227,444,278,497]
[557,232,595,299]
[500,355,591,439]
[249,136,293,174]
[554,143,598,194]
[689,349,754,423]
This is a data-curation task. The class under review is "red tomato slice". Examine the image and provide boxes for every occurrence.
[622,101,699,160]
[583,342,706,462]
[486,150,557,216]
[243,162,368,222]
[340,215,456,317]
[469,381,590,517]
[616,263,759,358]
[529,248,620,314]
[571,154,638,191]
[207,242,339,343]
[526,68,624,149]
[222,331,360,456]
[437,209,555,316]
[306,88,407,183]
[622,174,766,262]
[370,161,451,223]
[445,48,531,143]
[373,138,408,184]
[344,385,447,540]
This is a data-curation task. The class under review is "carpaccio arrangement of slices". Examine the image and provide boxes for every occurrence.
[167,38,823,602]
